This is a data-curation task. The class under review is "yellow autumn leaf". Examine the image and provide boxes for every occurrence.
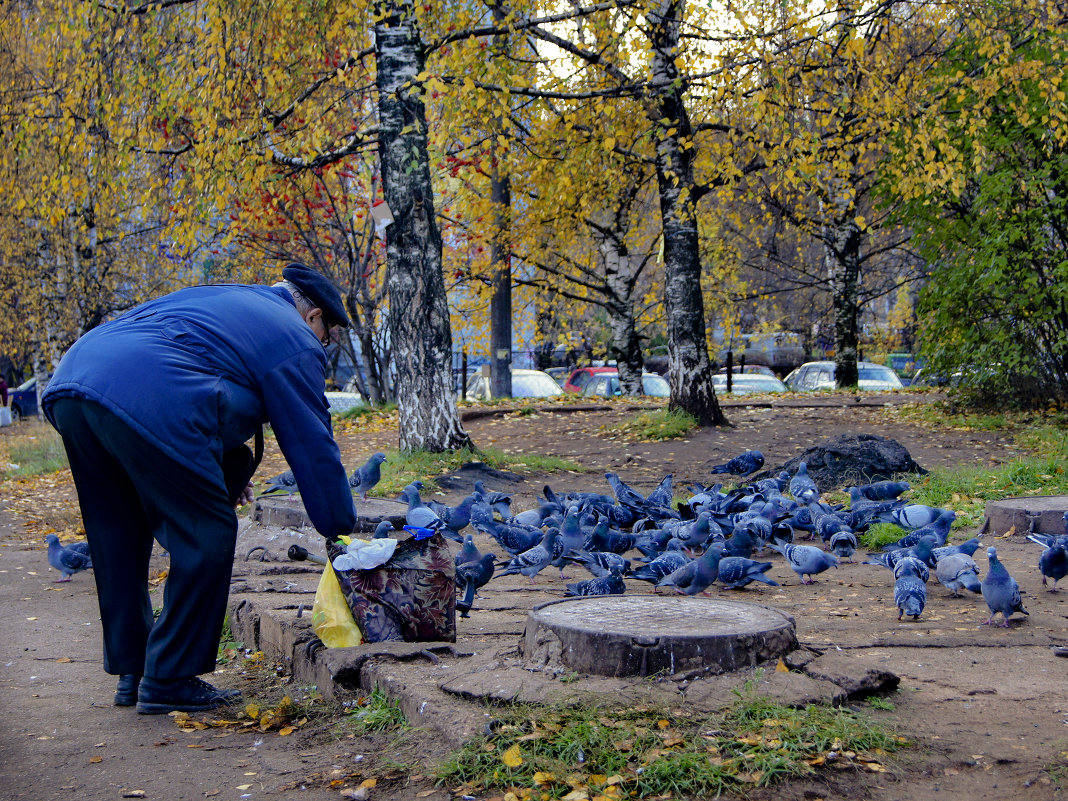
[657,719,670,729]
[278,726,294,736]
[501,744,524,767]
[359,778,377,789]
[245,703,259,719]
[532,771,556,784]
[775,658,789,672]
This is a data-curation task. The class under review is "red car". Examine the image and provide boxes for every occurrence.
[561,366,618,394]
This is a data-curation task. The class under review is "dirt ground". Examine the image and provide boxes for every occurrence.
[2,394,1068,801]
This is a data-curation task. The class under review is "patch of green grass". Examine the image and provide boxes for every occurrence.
[217,615,244,665]
[603,408,698,442]
[436,687,906,798]
[867,697,896,711]
[339,401,398,421]
[860,522,911,551]
[0,425,68,478]
[345,687,409,735]
[372,446,582,497]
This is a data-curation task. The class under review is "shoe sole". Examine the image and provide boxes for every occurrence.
[136,699,231,715]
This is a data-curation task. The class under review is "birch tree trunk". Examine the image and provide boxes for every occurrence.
[825,215,861,388]
[645,0,727,425]
[375,0,473,451]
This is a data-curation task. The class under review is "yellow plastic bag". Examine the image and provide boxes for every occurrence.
[311,563,364,648]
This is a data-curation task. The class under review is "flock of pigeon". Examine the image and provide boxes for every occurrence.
[380,448,1066,627]
[45,448,1068,631]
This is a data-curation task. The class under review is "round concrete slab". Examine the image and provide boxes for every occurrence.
[984,495,1068,537]
[523,596,797,678]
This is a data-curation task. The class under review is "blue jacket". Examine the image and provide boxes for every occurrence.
[43,284,357,540]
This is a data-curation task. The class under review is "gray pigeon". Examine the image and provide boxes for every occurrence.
[981,546,1028,627]
[259,468,299,500]
[854,480,910,501]
[767,540,838,584]
[881,510,956,551]
[454,532,481,567]
[45,534,93,581]
[630,549,690,587]
[348,452,387,500]
[571,550,630,579]
[935,553,981,596]
[894,566,927,620]
[455,552,496,617]
[788,461,819,503]
[645,474,675,509]
[930,536,983,563]
[886,504,950,530]
[1028,534,1068,592]
[565,563,626,597]
[498,528,560,584]
[829,530,858,562]
[372,520,395,539]
[892,554,930,584]
[399,485,451,538]
[473,480,513,519]
[710,450,764,477]
[552,506,587,578]
[716,556,779,589]
[864,534,938,571]
[656,546,723,595]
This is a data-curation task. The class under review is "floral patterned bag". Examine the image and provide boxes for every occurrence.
[327,533,456,643]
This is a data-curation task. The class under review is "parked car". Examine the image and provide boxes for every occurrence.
[324,392,365,414]
[580,371,670,398]
[715,365,777,377]
[9,377,42,422]
[783,361,904,392]
[561,366,618,394]
[714,331,806,375]
[711,373,788,395]
[465,368,563,401]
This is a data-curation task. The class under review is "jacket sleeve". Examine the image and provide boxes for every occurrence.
[260,348,357,541]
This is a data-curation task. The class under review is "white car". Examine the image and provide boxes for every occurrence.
[324,392,365,413]
[711,373,788,395]
[465,368,563,401]
[783,361,904,391]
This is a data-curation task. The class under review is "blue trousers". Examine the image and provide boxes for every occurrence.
[50,398,237,680]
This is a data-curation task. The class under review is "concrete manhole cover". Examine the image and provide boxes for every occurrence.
[523,596,797,678]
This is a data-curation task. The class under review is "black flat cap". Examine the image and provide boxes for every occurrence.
[282,263,350,328]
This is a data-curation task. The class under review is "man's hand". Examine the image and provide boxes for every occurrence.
[235,481,255,508]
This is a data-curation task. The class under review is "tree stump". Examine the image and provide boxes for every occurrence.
[983,496,1068,537]
[522,596,797,678]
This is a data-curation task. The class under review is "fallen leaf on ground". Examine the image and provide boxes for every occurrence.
[501,744,524,767]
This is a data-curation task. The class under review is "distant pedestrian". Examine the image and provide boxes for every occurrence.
[0,375,9,427]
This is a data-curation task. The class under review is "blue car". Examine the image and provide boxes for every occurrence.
[9,377,42,422]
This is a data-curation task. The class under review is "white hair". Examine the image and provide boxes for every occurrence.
[273,279,316,317]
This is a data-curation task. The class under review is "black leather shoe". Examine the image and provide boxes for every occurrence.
[136,676,242,715]
[114,674,141,706]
